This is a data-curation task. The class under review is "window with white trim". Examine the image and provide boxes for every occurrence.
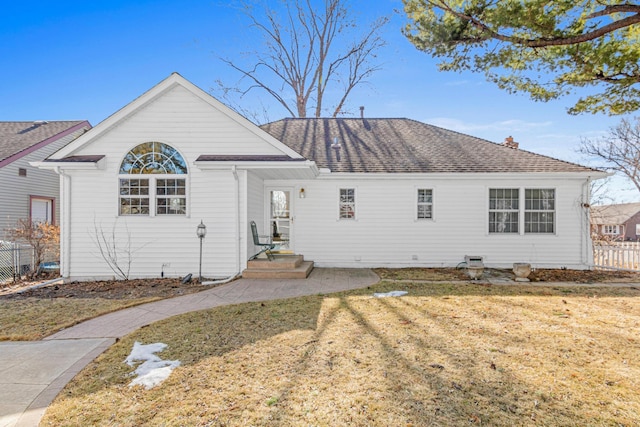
[603,225,621,235]
[339,188,355,219]
[489,188,519,233]
[119,142,187,216]
[525,189,555,233]
[417,189,433,219]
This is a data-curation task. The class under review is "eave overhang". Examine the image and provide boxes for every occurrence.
[31,155,106,171]
[194,155,319,180]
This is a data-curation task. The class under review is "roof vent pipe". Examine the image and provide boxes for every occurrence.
[360,106,364,119]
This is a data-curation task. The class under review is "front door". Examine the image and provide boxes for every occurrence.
[268,188,293,253]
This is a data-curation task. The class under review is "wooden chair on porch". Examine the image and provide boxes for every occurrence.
[250,220,275,261]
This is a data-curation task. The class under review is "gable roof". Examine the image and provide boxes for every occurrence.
[591,202,640,225]
[260,118,603,174]
[51,73,302,161]
[0,121,89,167]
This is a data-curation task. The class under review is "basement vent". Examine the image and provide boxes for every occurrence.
[464,255,484,268]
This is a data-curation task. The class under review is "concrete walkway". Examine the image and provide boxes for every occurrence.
[0,268,379,427]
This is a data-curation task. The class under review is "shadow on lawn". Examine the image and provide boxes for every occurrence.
[46,282,639,426]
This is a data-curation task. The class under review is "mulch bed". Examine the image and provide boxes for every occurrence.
[0,277,210,300]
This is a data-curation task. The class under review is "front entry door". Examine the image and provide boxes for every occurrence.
[268,189,293,253]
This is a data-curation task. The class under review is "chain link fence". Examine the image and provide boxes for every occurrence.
[0,241,35,283]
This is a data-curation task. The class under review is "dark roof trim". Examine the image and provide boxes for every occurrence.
[195,155,306,162]
[45,155,106,163]
[0,120,90,168]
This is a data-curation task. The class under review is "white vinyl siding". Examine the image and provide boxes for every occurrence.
[281,177,586,269]
[57,84,279,280]
[0,125,89,239]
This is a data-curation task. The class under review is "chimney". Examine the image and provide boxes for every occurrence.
[503,136,519,149]
[360,106,364,119]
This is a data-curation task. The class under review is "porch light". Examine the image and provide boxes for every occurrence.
[196,220,207,281]
[299,188,306,199]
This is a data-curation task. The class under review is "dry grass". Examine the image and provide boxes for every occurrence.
[43,282,640,426]
[0,297,159,341]
[0,277,208,341]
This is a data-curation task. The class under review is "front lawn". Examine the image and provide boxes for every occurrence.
[42,281,640,426]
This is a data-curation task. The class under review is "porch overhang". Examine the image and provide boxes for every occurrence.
[31,155,107,171]
[194,155,319,179]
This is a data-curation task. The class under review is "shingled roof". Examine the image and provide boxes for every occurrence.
[260,118,599,174]
[591,202,640,225]
[0,121,88,165]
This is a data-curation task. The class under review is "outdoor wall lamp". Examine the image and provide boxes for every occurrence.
[196,220,207,281]
[299,188,306,199]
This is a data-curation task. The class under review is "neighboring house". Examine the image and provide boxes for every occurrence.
[34,73,607,281]
[591,202,640,241]
[0,120,91,239]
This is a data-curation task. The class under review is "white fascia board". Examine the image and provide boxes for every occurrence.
[194,160,319,174]
[30,158,106,171]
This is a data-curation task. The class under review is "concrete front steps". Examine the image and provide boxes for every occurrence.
[242,254,314,279]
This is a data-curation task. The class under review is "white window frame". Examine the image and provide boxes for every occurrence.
[338,188,356,220]
[119,175,187,216]
[488,187,557,235]
[118,142,188,217]
[603,225,621,235]
[30,196,54,224]
[488,188,520,234]
[524,188,555,234]
[416,188,434,220]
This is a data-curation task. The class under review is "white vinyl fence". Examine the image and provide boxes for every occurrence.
[593,241,640,271]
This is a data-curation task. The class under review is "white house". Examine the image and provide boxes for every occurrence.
[34,73,607,281]
[0,120,91,239]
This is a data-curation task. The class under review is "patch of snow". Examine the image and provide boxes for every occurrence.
[124,341,181,389]
[373,290,408,298]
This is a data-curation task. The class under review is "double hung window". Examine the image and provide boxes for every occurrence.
[525,189,555,233]
[489,189,519,233]
[339,188,355,219]
[417,189,433,219]
[119,142,187,216]
[489,188,555,234]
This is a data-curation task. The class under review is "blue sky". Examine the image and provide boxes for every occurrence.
[1,0,637,202]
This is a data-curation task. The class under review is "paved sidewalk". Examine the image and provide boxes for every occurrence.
[0,268,379,427]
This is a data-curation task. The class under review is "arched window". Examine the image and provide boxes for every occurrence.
[119,142,187,216]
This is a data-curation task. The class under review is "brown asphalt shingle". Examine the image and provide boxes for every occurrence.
[0,121,87,163]
[260,118,599,173]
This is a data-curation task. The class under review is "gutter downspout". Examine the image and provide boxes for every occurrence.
[55,166,71,280]
[202,165,241,286]
[582,177,592,268]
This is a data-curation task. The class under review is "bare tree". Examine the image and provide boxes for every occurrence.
[217,0,388,119]
[580,117,640,193]
[91,219,139,281]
